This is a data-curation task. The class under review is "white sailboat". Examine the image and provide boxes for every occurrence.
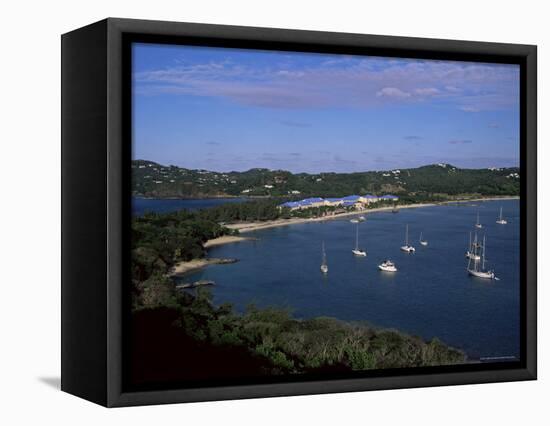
[467,235,495,279]
[320,241,328,274]
[465,231,481,260]
[350,218,360,224]
[419,232,428,246]
[378,259,397,272]
[475,212,483,229]
[352,224,367,256]
[496,207,507,225]
[400,224,416,253]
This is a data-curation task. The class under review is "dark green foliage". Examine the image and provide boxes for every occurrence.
[133,272,178,309]
[132,160,519,199]
[132,288,467,381]
[130,193,469,384]
[131,210,231,282]
[197,199,282,223]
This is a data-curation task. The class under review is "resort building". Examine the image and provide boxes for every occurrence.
[279,194,398,211]
[362,194,379,204]
[379,194,400,201]
[324,197,345,207]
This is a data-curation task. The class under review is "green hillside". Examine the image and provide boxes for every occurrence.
[132,160,520,199]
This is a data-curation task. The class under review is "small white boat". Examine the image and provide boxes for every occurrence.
[496,207,507,225]
[475,212,483,229]
[465,231,481,260]
[469,269,495,279]
[378,260,397,272]
[467,235,495,279]
[358,216,366,222]
[352,224,367,257]
[350,218,360,224]
[320,242,328,274]
[419,232,428,246]
[400,224,416,253]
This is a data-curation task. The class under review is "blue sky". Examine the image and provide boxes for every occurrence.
[132,43,520,173]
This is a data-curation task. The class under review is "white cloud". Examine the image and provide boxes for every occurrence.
[376,87,411,98]
[135,55,520,111]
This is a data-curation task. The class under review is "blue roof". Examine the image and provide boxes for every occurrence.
[280,201,300,208]
[281,194,388,209]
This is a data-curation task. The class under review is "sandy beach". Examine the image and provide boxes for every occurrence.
[169,257,238,276]
[225,196,519,235]
[204,235,253,247]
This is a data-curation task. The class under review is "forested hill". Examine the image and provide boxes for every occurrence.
[132,160,520,199]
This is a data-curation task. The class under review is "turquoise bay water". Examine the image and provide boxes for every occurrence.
[179,199,520,360]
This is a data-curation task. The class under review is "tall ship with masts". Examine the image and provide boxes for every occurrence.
[465,231,481,260]
[467,235,495,279]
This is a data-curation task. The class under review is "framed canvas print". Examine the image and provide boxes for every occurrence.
[61,18,537,407]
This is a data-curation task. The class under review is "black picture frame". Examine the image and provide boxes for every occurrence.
[61,17,537,407]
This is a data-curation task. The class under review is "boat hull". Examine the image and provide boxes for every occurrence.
[352,249,367,257]
[468,269,494,279]
[400,245,415,253]
[378,265,397,272]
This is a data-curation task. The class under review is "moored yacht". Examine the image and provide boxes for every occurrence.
[419,232,428,246]
[465,231,481,260]
[496,207,507,225]
[320,241,328,274]
[467,235,495,279]
[351,223,367,257]
[378,260,397,272]
[400,224,416,253]
[475,212,483,229]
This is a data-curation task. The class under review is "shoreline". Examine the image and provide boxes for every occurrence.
[204,235,254,247]
[168,257,238,276]
[168,195,518,275]
[225,196,519,235]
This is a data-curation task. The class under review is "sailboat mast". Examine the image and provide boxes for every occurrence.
[474,233,479,271]
[355,225,359,250]
[500,207,503,220]
[482,236,486,270]
[405,224,409,246]
[469,231,472,252]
